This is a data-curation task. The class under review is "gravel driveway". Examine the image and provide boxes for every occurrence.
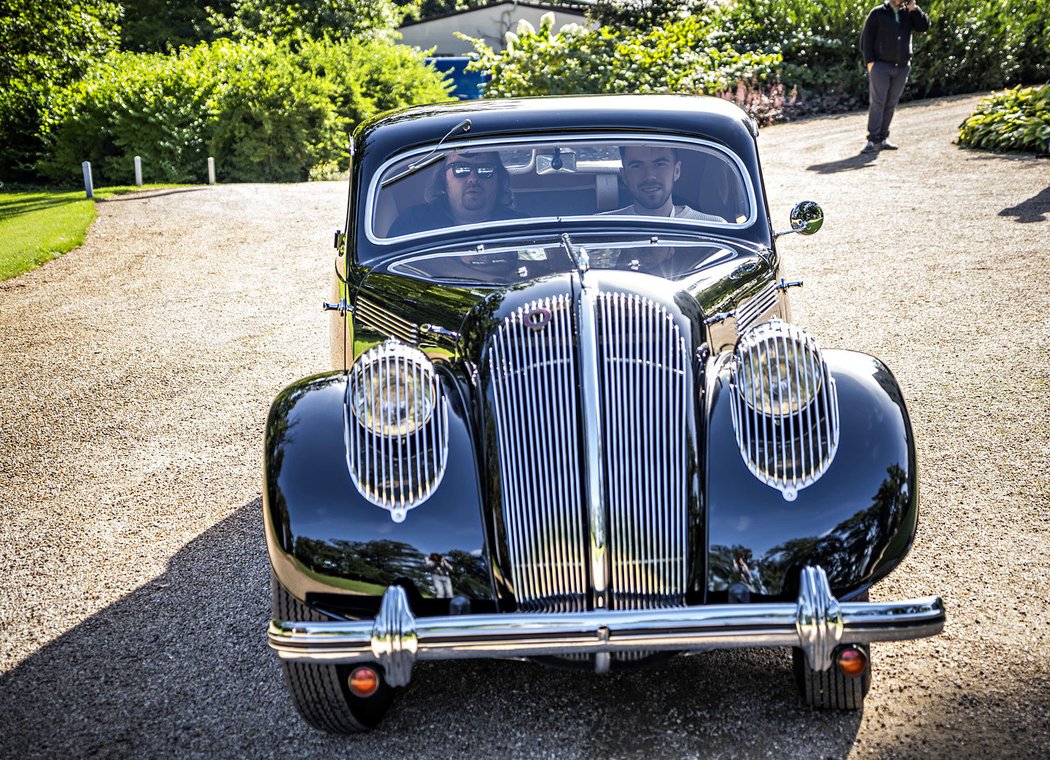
[1,94,1047,758]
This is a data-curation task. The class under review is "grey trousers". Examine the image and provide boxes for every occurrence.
[867,62,910,143]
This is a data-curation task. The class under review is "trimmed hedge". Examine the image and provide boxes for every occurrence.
[38,38,452,184]
[958,84,1050,154]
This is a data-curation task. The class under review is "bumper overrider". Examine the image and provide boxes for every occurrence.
[268,566,944,687]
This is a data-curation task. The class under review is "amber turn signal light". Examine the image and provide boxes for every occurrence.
[348,666,381,697]
[835,646,868,678]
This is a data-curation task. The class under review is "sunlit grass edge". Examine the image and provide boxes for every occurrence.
[0,185,181,282]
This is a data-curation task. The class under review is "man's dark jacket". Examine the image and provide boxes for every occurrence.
[860,2,931,65]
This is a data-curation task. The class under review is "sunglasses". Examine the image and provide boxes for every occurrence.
[447,163,497,179]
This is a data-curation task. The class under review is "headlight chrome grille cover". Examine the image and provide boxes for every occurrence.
[345,340,449,522]
[729,319,839,501]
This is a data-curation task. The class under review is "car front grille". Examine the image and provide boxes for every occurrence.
[487,291,691,613]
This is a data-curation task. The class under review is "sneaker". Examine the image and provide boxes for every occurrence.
[861,140,879,153]
[880,140,899,150]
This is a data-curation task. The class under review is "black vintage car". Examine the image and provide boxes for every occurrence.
[263,95,944,733]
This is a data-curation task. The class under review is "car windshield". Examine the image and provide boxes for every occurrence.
[386,235,740,285]
[368,136,753,243]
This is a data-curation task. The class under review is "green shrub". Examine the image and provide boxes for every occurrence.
[37,48,218,185]
[207,40,340,182]
[469,13,781,102]
[916,0,1050,97]
[38,38,451,184]
[957,84,1050,154]
[468,9,840,121]
[708,0,866,89]
[294,37,453,127]
[473,1,1050,123]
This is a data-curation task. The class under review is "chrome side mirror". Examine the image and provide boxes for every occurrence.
[791,200,824,235]
[774,200,824,239]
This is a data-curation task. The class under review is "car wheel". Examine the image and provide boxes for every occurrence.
[792,643,871,710]
[792,590,870,710]
[271,572,396,734]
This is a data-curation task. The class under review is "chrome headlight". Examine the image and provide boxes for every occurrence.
[729,319,839,501]
[349,341,436,436]
[734,319,822,416]
[346,340,449,522]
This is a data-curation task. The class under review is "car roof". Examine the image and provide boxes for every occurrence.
[354,94,759,161]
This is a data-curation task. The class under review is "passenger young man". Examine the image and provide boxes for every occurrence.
[860,0,931,153]
[609,145,722,221]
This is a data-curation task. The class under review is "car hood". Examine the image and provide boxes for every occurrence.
[353,235,776,367]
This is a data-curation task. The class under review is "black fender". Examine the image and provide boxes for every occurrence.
[263,370,495,620]
[705,349,918,601]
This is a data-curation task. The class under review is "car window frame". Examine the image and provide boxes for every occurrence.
[363,133,760,247]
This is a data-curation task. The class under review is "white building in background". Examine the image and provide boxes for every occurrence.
[399,1,594,56]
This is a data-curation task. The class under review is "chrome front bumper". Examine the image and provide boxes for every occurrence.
[268,566,944,687]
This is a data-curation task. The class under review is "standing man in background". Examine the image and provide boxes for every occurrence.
[860,0,931,153]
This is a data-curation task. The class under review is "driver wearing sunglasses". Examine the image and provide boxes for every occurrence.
[388,150,524,236]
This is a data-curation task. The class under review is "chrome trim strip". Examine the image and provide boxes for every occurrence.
[268,570,945,686]
[734,281,778,333]
[578,272,608,609]
[420,323,461,341]
[355,297,419,344]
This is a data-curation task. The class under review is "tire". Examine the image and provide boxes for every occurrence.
[271,572,396,734]
[792,643,871,710]
[792,590,871,711]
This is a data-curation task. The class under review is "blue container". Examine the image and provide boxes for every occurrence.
[426,57,490,100]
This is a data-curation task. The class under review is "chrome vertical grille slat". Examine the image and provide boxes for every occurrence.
[597,293,689,610]
[490,295,588,612]
[488,291,691,613]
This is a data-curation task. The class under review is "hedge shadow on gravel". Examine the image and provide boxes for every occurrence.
[100,187,209,203]
[0,498,866,759]
[999,186,1050,223]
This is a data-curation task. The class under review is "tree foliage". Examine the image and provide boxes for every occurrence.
[211,0,405,42]
[0,0,122,179]
[38,38,452,184]
[586,0,706,29]
[397,0,490,23]
[120,0,236,53]
[914,0,1050,97]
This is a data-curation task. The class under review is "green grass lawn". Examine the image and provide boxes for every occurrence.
[0,185,176,282]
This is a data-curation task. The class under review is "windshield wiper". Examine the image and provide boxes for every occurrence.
[380,118,472,188]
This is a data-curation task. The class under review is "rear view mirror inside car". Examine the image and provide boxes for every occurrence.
[537,149,577,174]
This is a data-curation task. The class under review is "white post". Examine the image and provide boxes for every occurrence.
[208,156,216,185]
[134,156,142,187]
[82,161,94,199]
